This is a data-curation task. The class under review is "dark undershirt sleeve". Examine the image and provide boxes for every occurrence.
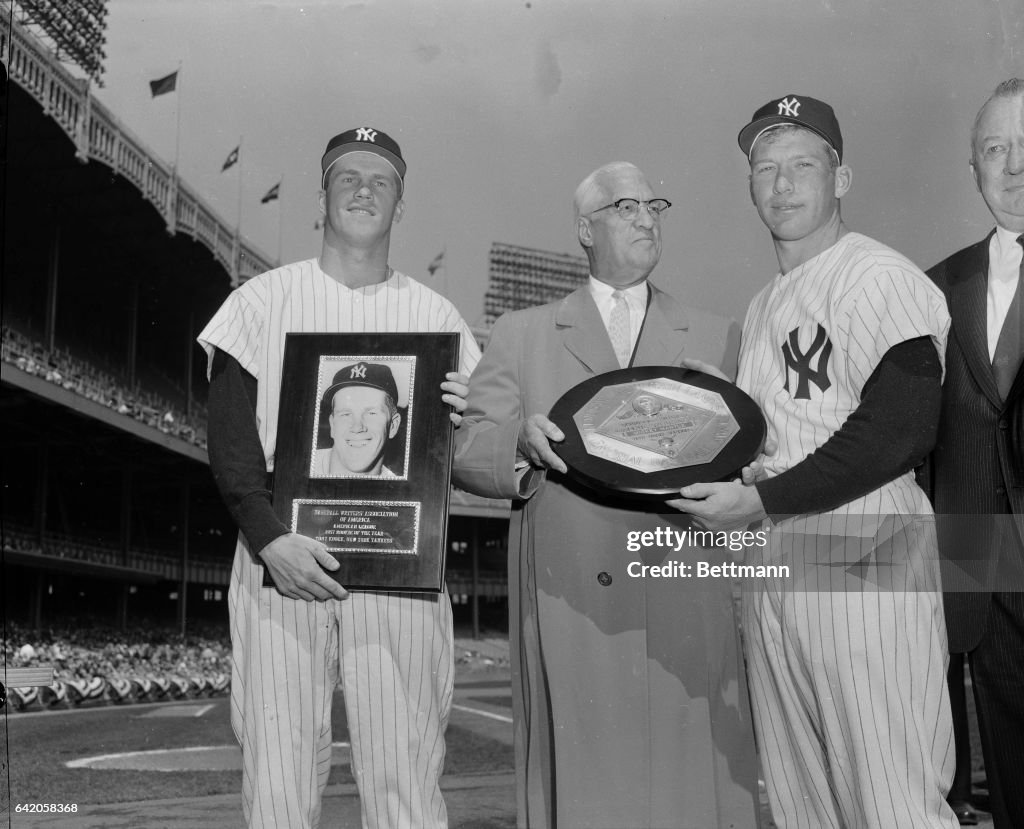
[208,348,289,555]
[755,336,942,520]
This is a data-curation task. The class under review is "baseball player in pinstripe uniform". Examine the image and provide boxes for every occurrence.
[669,96,959,828]
[198,127,481,829]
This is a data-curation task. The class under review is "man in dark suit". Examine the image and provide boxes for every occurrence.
[926,77,1024,829]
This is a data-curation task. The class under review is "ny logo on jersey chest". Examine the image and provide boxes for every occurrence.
[781,324,832,399]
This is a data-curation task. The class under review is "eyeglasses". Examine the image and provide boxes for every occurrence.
[589,198,672,220]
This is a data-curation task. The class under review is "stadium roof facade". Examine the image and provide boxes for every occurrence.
[1,12,274,286]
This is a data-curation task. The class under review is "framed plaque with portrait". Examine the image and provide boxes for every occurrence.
[269,332,460,592]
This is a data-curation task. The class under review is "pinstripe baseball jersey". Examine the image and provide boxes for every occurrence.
[199,259,480,464]
[198,259,480,829]
[737,231,950,519]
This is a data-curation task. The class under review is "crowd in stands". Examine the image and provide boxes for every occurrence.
[1,325,208,449]
[3,618,232,712]
[3,617,507,712]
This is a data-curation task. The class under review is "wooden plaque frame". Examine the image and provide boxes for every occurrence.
[270,332,459,592]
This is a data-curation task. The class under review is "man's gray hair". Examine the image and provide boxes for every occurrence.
[573,162,642,218]
[971,78,1024,162]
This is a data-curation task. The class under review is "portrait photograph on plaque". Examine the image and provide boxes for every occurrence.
[270,332,460,592]
[309,356,414,480]
[548,366,767,499]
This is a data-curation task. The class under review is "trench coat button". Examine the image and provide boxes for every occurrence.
[597,571,613,586]
[999,418,1009,430]
[996,485,1007,496]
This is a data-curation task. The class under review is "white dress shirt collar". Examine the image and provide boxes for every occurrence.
[588,277,649,363]
[588,277,648,312]
[991,225,1024,277]
[986,226,1024,359]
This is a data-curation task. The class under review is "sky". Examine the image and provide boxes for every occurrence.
[91,0,1024,328]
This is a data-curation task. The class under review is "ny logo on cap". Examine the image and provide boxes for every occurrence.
[350,364,368,379]
[777,97,801,117]
[355,128,378,143]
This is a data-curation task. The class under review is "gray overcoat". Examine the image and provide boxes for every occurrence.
[453,284,758,829]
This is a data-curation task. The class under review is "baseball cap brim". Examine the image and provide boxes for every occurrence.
[322,376,400,413]
[321,146,406,191]
[739,117,840,160]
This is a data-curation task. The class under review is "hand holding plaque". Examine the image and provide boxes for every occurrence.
[547,366,766,498]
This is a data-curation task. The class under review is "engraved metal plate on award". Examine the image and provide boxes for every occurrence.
[548,367,766,498]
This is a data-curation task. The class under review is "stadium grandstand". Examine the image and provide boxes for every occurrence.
[1,6,509,713]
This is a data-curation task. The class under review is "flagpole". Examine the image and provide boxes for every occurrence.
[173,60,183,175]
[231,139,243,283]
[235,136,244,233]
[441,244,448,297]
[277,176,284,265]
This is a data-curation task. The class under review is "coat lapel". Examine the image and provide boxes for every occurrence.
[950,239,1003,408]
[555,283,691,372]
[1004,326,1024,407]
[1005,246,1024,404]
[555,287,620,374]
[634,285,689,366]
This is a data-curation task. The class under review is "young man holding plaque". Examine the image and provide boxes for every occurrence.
[452,162,759,828]
[668,96,959,828]
[198,128,479,829]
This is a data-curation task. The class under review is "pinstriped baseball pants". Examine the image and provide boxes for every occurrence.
[742,582,958,829]
[228,539,453,829]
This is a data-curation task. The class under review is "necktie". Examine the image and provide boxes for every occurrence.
[608,291,632,368]
[991,235,1024,400]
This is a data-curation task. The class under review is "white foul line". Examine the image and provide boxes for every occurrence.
[66,742,351,769]
[452,703,513,723]
[67,745,229,768]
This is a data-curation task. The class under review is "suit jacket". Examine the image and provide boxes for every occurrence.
[452,283,757,829]
[925,234,1024,653]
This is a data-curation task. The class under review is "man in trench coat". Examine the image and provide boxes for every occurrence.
[452,161,759,829]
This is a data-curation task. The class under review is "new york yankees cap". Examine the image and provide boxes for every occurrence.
[322,362,400,412]
[738,95,843,162]
[321,127,406,190]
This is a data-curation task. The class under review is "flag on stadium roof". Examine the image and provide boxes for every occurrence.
[261,182,280,204]
[221,146,239,172]
[149,71,178,97]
